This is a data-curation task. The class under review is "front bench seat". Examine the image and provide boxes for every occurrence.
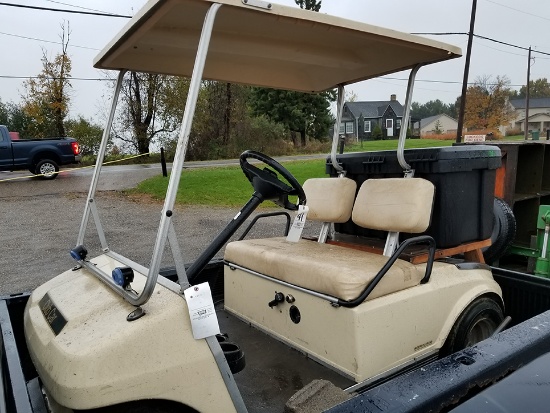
[225,177,435,303]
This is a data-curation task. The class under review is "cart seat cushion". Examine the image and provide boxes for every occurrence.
[352,178,435,233]
[303,177,357,223]
[224,237,423,302]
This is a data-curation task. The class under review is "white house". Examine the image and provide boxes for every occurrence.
[508,98,550,135]
[413,114,458,136]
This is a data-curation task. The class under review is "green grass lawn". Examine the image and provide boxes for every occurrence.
[132,160,328,207]
[344,138,455,152]
[132,136,524,207]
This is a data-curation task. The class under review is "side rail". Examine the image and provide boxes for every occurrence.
[327,309,550,413]
[0,294,46,413]
[238,212,291,241]
[337,235,436,308]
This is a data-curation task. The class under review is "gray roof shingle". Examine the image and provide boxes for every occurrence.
[509,98,550,109]
[345,100,404,118]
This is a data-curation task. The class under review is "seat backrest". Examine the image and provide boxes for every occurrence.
[303,177,357,223]
[352,178,435,233]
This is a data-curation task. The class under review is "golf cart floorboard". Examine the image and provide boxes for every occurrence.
[217,306,354,413]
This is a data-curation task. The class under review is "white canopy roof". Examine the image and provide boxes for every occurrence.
[94,0,462,93]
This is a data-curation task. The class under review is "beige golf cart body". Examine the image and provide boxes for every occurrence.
[23,0,503,412]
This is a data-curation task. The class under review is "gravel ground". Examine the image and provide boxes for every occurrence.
[0,190,321,295]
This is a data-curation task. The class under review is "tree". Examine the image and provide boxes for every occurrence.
[295,0,321,11]
[346,90,359,102]
[21,22,72,138]
[432,120,443,134]
[411,99,456,119]
[509,78,550,99]
[65,116,104,156]
[372,123,383,140]
[115,73,188,154]
[248,0,333,147]
[0,100,34,135]
[463,75,514,130]
[250,88,334,146]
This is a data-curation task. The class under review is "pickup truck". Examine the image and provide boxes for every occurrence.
[0,125,81,179]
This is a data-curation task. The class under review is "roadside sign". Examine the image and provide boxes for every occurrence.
[464,135,486,142]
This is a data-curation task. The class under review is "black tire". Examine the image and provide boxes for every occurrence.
[483,197,516,264]
[35,159,59,180]
[441,297,504,357]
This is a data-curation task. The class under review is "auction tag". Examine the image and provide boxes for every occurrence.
[183,282,220,339]
[286,205,309,243]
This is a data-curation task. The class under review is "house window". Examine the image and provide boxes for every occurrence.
[346,122,353,134]
[364,120,371,133]
[396,119,402,129]
[338,123,345,134]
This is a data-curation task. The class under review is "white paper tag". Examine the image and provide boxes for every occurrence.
[286,205,309,243]
[183,282,220,339]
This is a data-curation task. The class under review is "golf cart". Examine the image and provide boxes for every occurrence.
[23,0,505,412]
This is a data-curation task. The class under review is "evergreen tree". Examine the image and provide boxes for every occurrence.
[249,0,333,146]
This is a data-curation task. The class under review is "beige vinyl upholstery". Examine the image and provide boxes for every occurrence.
[352,178,435,233]
[303,178,357,223]
[224,177,434,302]
[225,238,421,301]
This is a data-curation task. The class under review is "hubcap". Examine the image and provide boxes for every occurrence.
[40,163,56,177]
[465,317,497,347]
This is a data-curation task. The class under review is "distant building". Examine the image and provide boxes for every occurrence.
[508,98,550,134]
[340,95,407,140]
[413,114,458,137]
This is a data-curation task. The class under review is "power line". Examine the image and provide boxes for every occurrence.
[0,75,112,81]
[483,0,550,23]
[0,2,131,18]
[0,31,100,51]
[44,0,115,14]
[412,32,550,57]
[381,76,525,88]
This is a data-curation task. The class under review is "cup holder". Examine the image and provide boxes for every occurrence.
[219,341,246,374]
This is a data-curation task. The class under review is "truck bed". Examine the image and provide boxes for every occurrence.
[3,263,550,412]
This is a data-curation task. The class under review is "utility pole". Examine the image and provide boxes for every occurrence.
[524,46,532,140]
[456,0,478,143]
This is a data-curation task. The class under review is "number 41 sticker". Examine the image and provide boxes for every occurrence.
[286,205,309,243]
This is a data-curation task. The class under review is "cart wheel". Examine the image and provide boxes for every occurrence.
[440,297,504,357]
[76,400,198,413]
[483,198,516,264]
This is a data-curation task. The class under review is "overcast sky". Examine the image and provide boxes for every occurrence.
[1,0,549,123]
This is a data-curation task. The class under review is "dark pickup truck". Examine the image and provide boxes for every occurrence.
[0,125,81,179]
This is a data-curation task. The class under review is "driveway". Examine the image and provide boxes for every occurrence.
[0,163,320,295]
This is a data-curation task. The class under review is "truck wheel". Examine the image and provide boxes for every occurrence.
[483,198,516,264]
[35,159,59,180]
[441,297,504,357]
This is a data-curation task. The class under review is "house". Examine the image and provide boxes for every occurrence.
[340,95,407,140]
[508,98,550,134]
[413,114,458,137]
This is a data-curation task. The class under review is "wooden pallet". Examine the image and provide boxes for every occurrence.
[325,237,492,264]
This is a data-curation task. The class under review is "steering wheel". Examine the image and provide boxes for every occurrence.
[240,150,306,211]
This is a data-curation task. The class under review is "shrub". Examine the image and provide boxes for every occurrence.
[422,132,457,141]
[372,124,383,140]
[505,127,522,137]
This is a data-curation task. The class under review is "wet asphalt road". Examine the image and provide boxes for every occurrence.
[0,164,319,295]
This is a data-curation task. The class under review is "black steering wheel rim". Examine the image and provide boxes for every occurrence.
[239,150,306,211]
